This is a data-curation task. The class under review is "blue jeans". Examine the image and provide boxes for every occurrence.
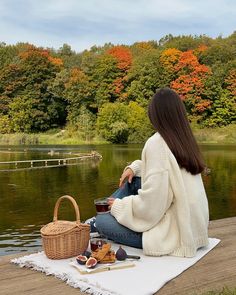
[95,177,143,249]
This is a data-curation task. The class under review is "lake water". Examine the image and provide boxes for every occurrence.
[0,144,235,256]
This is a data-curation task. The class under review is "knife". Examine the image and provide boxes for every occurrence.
[126,255,140,260]
[70,261,135,274]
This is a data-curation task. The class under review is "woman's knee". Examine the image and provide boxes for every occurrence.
[95,213,115,234]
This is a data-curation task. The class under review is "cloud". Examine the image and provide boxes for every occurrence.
[0,0,235,52]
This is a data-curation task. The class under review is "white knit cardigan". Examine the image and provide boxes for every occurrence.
[111,132,209,257]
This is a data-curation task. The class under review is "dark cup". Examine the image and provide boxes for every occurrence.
[90,238,107,251]
[94,198,110,214]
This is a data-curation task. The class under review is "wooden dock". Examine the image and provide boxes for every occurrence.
[0,151,102,172]
[0,217,235,295]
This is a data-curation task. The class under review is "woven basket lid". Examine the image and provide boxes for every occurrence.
[41,195,82,236]
[41,220,78,236]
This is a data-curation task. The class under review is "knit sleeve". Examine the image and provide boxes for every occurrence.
[111,135,172,232]
[125,160,142,176]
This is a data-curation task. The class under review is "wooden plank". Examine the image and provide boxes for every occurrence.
[0,217,235,295]
[157,217,236,295]
[0,260,84,295]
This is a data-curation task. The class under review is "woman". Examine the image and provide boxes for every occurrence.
[94,87,209,257]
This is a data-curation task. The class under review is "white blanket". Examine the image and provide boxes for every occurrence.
[11,238,220,295]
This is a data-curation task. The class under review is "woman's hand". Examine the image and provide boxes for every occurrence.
[119,168,134,187]
[107,197,115,209]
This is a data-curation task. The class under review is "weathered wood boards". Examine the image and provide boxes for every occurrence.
[157,217,236,295]
[0,217,235,295]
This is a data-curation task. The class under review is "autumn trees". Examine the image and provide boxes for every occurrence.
[0,33,235,142]
[0,45,65,132]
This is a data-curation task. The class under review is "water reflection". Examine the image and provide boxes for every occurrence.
[0,226,42,254]
[201,145,236,220]
[0,144,235,255]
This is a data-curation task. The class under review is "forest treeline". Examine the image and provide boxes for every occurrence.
[0,33,235,143]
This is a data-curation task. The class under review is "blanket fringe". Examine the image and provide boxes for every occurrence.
[11,256,119,295]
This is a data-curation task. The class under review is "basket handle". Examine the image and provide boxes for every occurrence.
[53,195,81,223]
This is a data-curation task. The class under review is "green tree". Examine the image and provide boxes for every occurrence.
[204,90,236,127]
[0,64,25,114]
[57,43,82,69]
[70,106,96,141]
[200,39,235,66]
[127,101,153,143]
[0,45,66,131]
[64,67,93,123]
[127,50,167,106]
[96,102,129,143]
[0,42,33,69]
[130,41,158,57]
[159,34,212,51]
[96,102,153,143]
[92,54,120,109]
[0,115,12,133]
[200,61,236,126]
[80,50,98,76]
[8,95,36,132]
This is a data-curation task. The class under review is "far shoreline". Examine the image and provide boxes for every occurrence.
[0,124,235,146]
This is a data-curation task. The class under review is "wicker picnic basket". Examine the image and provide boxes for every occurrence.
[40,195,90,259]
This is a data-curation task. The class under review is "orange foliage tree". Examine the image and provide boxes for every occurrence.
[160,48,182,71]
[19,45,63,67]
[170,50,212,116]
[107,46,132,71]
[107,46,132,97]
[193,44,208,59]
[65,68,88,85]
[159,48,182,84]
[225,69,236,97]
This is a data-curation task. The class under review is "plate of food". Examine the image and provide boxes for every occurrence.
[70,242,139,274]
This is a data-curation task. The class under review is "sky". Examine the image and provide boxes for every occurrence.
[0,0,235,53]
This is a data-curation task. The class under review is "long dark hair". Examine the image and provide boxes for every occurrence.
[148,87,205,175]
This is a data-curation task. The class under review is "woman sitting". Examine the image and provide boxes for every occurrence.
[93,87,209,257]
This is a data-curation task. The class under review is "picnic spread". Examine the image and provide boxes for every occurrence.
[11,195,220,295]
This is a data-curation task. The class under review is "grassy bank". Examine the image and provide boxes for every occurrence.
[0,129,108,145]
[192,124,236,144]
[0,124,235,145]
